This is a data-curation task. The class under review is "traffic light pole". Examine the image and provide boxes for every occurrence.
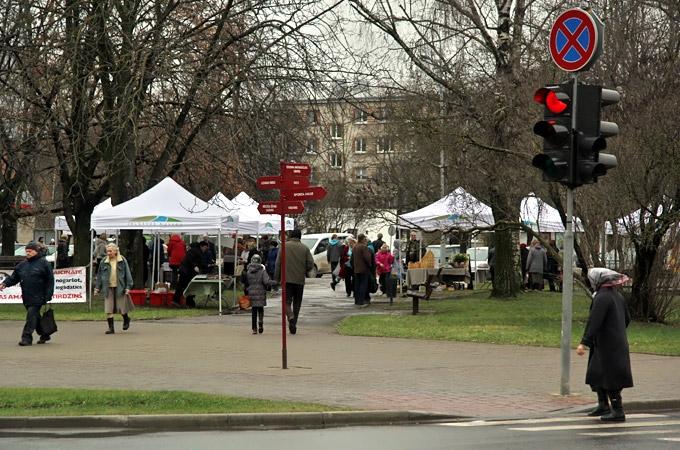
[560,74,578,396]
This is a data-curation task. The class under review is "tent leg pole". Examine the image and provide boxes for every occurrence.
[218,231,222,316]
[89,229,94,312]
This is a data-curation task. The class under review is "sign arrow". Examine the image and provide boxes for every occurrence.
[281,186,327,201]
[280,162,312,177]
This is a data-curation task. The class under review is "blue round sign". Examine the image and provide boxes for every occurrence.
[549,8,602,72]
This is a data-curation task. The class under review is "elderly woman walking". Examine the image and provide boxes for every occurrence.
[94,243,134,334]
[576,268,633,422]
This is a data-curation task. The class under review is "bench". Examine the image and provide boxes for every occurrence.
[0,256,25,270]
[406,267,443,315]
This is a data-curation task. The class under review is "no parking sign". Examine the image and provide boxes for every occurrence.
[549,8,603,72]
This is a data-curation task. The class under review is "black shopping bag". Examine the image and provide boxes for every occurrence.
[37,305,58,336]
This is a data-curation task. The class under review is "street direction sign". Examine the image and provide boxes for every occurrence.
[257,200,305,215]
[280,162,311,177]
[281,186,327,201]
[256,176,281,190]
[549,8,602,72]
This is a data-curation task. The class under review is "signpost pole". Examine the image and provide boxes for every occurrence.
[560,73,578,396]
[280,213,288,370]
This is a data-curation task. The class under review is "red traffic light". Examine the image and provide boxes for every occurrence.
[534,88,569,114]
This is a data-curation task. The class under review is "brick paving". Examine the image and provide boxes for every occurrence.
[1,278,678,419]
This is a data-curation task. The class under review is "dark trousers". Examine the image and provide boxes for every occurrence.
[170,264,180,289]
[330,261,339,285]
[379,273,387,294]
[344,266,354,296]
[173,271,195,306]
[354,273,369,305]
[251,306,264,329]
[284,283,304,324]
[22,304,43,344]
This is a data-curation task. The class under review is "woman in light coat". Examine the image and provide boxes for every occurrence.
[95,243,134,334]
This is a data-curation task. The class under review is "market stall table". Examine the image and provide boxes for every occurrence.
[183,275,235,308]
[406,267,470,288]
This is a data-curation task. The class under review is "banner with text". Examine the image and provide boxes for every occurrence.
[0,266,87,304]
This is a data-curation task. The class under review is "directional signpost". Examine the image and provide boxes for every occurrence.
[545,7,605,396]
[256,162,327,369]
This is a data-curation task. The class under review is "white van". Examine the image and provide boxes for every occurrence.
[300,233,351,278]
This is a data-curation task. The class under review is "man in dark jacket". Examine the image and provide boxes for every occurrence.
[577,268,633,422]
[274,229,314,335]
[327,234,343,291]
[352,234,373,306]
[0,242,55,345]
[172,241,208,308]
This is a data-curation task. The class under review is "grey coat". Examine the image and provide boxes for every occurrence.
[526,245,547,274]
[243,263,271,307]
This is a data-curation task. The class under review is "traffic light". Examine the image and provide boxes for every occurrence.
[573,84,620,185]
[532,82,573,185]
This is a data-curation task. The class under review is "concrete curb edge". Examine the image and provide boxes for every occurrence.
[0,410,464,431]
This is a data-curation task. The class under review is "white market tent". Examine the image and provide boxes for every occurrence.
[90,177,238,314]
[209,191,294,235]
[520,194,583,233]
[398,187,495,231]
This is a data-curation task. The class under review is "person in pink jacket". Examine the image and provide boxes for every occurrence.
[375,244,394,295]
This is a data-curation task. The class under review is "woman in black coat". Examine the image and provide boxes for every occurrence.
[576,268,633,422]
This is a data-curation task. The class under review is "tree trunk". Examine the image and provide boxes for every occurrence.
[1,213,18,255]
[630,243,658,321]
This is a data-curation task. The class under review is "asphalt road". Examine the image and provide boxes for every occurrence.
[2,411,680,450]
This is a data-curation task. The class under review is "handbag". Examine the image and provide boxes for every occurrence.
[238,295,251,310]
[125,293,136,312]
[332,264,341,278]
[37,305,58,336]
[369,276,379,294]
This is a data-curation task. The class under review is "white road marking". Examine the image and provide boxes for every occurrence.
[438,413,666,427]
[509,419,680,432]
[581,429,680,437]
[658,437,680,442]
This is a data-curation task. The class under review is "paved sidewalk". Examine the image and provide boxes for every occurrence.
[1,278,678,419]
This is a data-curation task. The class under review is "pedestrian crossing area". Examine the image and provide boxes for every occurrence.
[437,413,680,444]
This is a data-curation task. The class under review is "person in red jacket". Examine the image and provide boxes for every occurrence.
[375,243,394,295]
[166,234,186,289]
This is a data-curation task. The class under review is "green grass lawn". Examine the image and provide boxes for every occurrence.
[0,293,243,321]
[0,388,341,416]
[338,289,680,356]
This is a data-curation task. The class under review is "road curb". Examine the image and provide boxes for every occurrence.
[564,398,680,415]
[0,410,464,431]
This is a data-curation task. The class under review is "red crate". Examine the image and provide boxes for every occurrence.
[150,292,171,307]
[128,289,147,306]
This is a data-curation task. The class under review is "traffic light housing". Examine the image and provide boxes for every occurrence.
[532,82,573,185]
[574,85,620,185]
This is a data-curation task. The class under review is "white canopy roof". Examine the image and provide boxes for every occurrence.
[399,187,495,231]
[56,198,114,234]
[91,178,237,232]
[209,191,294,235]
[520,194,583,233]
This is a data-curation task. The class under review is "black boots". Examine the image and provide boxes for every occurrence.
[587,389,611,417]
[601,391,625,422]
[123,314,130,330]
[289,320,297,335]
[258,322,264,334]
[106,317,115,334]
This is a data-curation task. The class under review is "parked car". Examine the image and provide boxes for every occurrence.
[300,233,351,278]
[466,246,490,277]
[15,244,72,264]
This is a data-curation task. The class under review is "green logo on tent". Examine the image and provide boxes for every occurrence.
[132,216,182,223]
[264,222,273,229]
[226,216,235,223]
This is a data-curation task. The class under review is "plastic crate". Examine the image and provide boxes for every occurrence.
[128,289,147,306]
[150,292,171,307]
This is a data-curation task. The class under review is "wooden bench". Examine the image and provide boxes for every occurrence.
[406,267,443,315]
[0,255,25,270]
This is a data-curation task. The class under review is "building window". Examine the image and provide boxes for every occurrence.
[354,137,366,153]
[330,123,343,139]
[354,109,368,123]
[305,109,319,124]
[306,139,318,154]
[330,152,342,168]
[377,137,393,153]
[375,107,390,121]
[355,167,369,180]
